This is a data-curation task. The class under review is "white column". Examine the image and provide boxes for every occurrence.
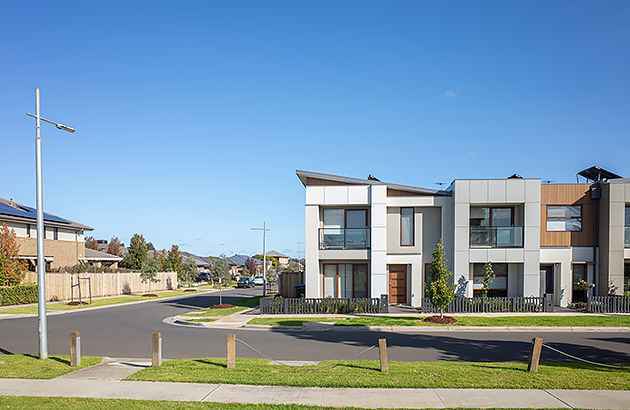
[305,204,320,298]
[370,185,388,298]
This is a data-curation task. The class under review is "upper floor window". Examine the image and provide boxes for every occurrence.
[470,207,522,247]
[625,207,630,247]
[470,207,512,228]
[320,208,369,249]
[547,206,581,232]
[400,207,414,246]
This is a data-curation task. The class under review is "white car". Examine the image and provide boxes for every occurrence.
[252,276,265,286]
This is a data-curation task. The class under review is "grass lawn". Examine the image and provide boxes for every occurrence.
[0,397,575,410]
[0,355,102,379]
[231,295,263,308]
[126,357,630,390]
[0,289,210,315]
[182,307,247,317]
[183,318,219,323]
[248,315,630,327]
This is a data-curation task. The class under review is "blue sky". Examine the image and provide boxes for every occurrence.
[1,1,629,257]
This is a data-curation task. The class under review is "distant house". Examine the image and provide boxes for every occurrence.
[180,251,211,273]
[227,254,262,275]
[265,250,290,267]
[96,239,128,256]
[0,196,93,271]
[80,248,123,269]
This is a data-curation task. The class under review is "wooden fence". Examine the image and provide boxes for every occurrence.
[22,271,178,302]
[260,295,388,314]
[278,271,304,298]
[420,296,549,313]
[587,296,630,313]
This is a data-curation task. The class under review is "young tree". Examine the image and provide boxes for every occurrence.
[426,239,455,318]
[107,236,124,257]
[253,254,278,270]
[0,223,27,286]
[156,249,168,271]
[241,266,250,277]
[166,245,184,280]
[140,257,162,290]
[210,258,230,285]
[85,236,99,251]
[480,261,496,298]
[245,257,258,276]
[181,258,197,287]
[122,233,148,270]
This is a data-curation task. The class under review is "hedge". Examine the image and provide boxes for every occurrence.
[0,283,38,306]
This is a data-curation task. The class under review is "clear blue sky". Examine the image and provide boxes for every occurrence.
[1,1,629,257]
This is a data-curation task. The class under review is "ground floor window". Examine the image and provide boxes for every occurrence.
[624,263,629,295]
[323,263,368,298]
[472,263,508,297]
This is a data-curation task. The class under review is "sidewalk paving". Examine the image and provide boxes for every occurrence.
[0,377,628,409]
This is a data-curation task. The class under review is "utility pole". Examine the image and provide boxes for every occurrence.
[251,222,269,296]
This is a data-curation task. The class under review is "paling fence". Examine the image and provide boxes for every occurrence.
[22,271,178,302]
[260,295,388,314]
[587,296,630,313]
[278,271,304,298]
[420,296,549,313]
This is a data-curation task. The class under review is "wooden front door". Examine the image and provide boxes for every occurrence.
[389,265,407,304]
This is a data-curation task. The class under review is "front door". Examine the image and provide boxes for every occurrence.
[389,265,407,304]
[540,264,554,298]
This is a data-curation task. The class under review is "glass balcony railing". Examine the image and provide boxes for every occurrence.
[625,226,630,247]
[470,226,523,248]
[319,228,370,250]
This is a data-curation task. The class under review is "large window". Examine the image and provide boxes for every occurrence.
[625,207,630,247]
[547,206,582,232]
[321,209,369,249]
[472,263,507,297]
[572,264,587,302]
[400,208,414,246]
[470,207,521,247]
[322,263,368,298]
[625,263,630,295]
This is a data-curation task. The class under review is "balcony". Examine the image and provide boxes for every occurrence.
[625,227,630,247]
[319,228,370,250]
[470,226,523,248]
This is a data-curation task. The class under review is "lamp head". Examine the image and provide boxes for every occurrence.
[56,123,76,133]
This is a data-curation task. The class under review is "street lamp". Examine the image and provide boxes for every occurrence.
[251,222,269,296]
[26,88,76,360]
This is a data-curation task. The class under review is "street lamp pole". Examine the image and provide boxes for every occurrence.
[27,88,76,360]
[251,222,269,296]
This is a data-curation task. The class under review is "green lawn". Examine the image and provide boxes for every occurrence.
[126,358,630,390]
[0,354,102,379]
[0,397,575,410]
[0,289,208,314]
[183,318,219,323]
[231,295,263,308]
[248,315,630,327]
[182,307,247,317]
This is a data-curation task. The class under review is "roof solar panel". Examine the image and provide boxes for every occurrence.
[0,202,71,224]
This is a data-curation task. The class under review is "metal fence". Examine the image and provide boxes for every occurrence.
[420,296,549,313]
[260,295,387,314]
[587,296,630,313]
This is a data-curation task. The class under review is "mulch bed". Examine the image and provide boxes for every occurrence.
[209,304,236,309]
[422,315,458,325]
[183,289,198,292]
[66,301,90,306]
[142,294,158,297]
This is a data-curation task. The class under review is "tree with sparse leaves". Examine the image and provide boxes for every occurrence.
[245,257,258,276]
[107,237,124,257]
[140,257,162,289]
[425,239,455,318]
[480,261,495,298]
[210,258,230,285]
[122,233,148,270]
[0,223,27,286]
[85,236,99,251]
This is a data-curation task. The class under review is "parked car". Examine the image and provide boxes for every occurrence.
[237,277,254,288]
[252,276,265,286]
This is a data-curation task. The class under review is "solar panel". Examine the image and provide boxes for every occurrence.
[0,202,71,224]
[577,166,622,182]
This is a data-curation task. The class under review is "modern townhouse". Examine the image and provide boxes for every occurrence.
[297,167,630,308]
[0,196,93,270]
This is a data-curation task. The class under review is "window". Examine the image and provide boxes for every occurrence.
[26,224,31,238]
[470,207,513,228]
[472,263,508,297]
[547,206,581,232]
[470,207,521,247]
[400,208,414,246]
[321,208,369,249]
[322,263,368,298]
[572,264,587,303]
[624,263,629,294]
[53,227,58,240]
[625,207,630,247]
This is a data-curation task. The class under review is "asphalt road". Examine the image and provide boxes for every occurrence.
[1,288,628,364]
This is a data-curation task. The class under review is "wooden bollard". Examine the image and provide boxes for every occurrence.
[152,332,162,367]
[227,333,236,369]
[70,331,81,367]
[378,338,388,372]
[527,337,543,372]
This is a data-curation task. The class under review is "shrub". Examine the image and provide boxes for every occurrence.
[0,283,38,306]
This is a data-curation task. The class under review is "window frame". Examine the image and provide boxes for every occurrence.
[546,205,583,232]
[472,263,508,297]
[470,206,515,228]
[322,263,368,298]
[53,227,59,240]
[400,207,414,247]
[26,224,31,238]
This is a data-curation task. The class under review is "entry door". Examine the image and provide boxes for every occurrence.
[389,265,407,304]
[540,265,554,296]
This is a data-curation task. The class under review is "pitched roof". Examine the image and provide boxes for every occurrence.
[181,251,211,267]
[0,197,93,231]
[81,248,123,261]
[295,170,449,196]
[227,254,262,266]
[266,250,289,258]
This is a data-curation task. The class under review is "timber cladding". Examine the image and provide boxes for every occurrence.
[540,184,596,247]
